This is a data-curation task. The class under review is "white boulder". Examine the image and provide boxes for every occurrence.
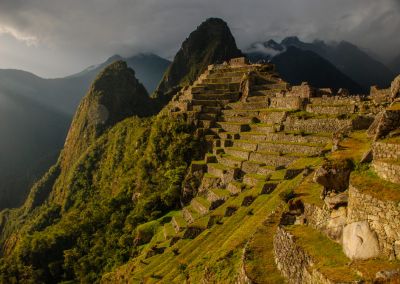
[342,221,380,260]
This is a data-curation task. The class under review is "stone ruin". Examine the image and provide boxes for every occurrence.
[137,58,400,283]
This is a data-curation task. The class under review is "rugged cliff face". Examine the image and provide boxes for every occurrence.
[153,17,243,105]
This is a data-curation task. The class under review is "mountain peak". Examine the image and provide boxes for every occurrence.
[153,17,243,104]
[281,36,301,46]
[60,60,152,171]
[105,54,123,64]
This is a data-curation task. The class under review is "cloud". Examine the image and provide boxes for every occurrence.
[0,0,398,77]
[0,26,38,46]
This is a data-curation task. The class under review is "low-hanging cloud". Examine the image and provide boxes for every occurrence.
[0,0,399,77]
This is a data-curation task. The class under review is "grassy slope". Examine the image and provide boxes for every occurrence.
[105,174,305,283]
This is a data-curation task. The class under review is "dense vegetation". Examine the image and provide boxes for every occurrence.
[0,113,202,283]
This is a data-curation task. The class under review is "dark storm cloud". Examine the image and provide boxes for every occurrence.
[0,0,399,76]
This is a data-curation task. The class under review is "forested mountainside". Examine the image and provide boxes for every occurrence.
[0,53,170,211]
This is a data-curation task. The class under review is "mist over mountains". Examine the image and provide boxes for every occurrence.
[246,37,396,90]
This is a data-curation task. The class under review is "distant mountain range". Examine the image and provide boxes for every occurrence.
[0,53,170,209]
[270,46,363,93]
[246,37,396,91]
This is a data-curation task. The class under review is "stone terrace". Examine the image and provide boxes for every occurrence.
[108,58,399,283]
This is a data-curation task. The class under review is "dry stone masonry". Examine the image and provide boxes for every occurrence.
[130,58,400,283]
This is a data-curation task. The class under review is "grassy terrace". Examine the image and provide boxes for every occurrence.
[286,225,360,282]
[330,131,371,161]
[287,157,323,170]
[220,153,246,162]
[351,169,400,202]
[244,208,285,283]
[284,130,332,137]
[294,173,324,207]
[107,175,305,283]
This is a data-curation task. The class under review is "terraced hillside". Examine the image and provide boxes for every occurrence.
[102,59,400,283]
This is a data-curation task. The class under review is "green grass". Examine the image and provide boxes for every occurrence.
[173,216,187,229]
[189,216,210,229]
[193,196,211,209]
[191,160,207,165]
[286,225,360,282]
[106,175,306,283]
[330,131,371,162]
[211,188,231,198]
[220,154,246,162]
[269,169,286,181]
[287,157,323,170]
[244,209,285,283]
[164,223,176,239]
[245,173,268,180]
[294,174,324,207]
[351,169,400,202]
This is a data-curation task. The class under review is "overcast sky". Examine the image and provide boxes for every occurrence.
[0,0,399,78]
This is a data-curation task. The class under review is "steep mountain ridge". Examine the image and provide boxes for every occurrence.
[153,18,243,104]
[55,61,154,202]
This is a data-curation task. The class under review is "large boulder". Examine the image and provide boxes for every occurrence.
[391,75,400,99]
[342,221,380,260]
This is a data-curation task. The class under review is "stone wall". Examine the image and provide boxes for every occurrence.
[287,83,315,98]
[284,117,352,133]
[372,160,400,183]
[373,141,400,160]
[270,97,304,110]
[370,86,391,104]
[303,203,330,231]
[309,96,359,106]
[347,183,400,259]
[306,104,355,116]
[273,227,338,284]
